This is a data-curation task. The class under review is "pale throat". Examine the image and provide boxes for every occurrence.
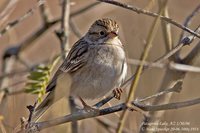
[85,36,122,46]
[106,36,120,43]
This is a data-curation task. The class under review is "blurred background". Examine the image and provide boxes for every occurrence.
[0,0,200,132]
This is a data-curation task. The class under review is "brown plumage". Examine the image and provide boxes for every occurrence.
[32,18,127,121]
[90,18,119,33]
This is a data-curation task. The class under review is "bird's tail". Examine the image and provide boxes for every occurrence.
[32,91,55,122]
[31,73,72,122]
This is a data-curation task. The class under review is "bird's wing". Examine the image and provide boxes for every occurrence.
[46,38,89,92]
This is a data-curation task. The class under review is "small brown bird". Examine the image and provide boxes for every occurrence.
[32,18,127,121]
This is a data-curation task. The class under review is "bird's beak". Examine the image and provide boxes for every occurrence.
[108,31,118,38]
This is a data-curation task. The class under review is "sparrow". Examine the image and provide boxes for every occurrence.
[32,18,127,121]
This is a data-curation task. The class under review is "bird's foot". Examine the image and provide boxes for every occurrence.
[79,97,99,113]
[113,88,123,100]
[83,104,99,113]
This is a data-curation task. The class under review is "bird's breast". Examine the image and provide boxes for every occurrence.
[70,45,127,99]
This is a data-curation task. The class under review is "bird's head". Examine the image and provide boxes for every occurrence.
[86,18,120,44]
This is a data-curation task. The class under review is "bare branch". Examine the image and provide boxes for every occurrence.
[94,24,200,110]
[179,4,200,43]
[38,0,50,25]
[137,81,182,103]
[134,97,200,112]
[1,1,199,132]
[69,19,82,38]
[0,57,16,107]
[159,0,173,51]
[0,70,28,81]
[70,2,101,17]
[17,92,200,133]
[0,0,46,38]
[139,4,200,132]
[0,80,26,96]
[55,0,70,59]
[127,58,200,73]
[97,0,200,38]
[116,2,167,132]
[0,0,19,27]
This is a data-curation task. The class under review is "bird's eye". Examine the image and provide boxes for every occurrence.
[99,31,105,36]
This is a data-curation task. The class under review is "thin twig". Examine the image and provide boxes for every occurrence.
[0,57,16,103]
[116,1,167,132]
[179,4,200,44]
[55,0,70,59]
[133,97,200,112]
[0,1,100,40]
[137,81,182,103]
[57,1,76,133]
[38,0,50,25]
[159,0,173,51]
[0,69,29,81]
[155,24,200,64]
[0,57,17,133]
[0,0,46,38]
[139,4,200,132]
[97,0,200,38]
[0,0,19,27]
[0,80,26,96]
[127,56,200,73]
[17,93,200,132]
[70,2,101,17]
[69,19,82,38]
[94,24,200,110]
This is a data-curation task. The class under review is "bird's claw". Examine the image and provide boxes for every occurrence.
[79,96,99,113]
[83,104,99,113]
[113,88,123,100]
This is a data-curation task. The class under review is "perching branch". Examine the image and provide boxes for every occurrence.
[139,3,200,132]
[116,1,167,132]
[0,1,199,132]
[17,88,200,133]
[94,23,200,110]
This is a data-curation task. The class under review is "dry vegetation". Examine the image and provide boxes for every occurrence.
[0,0,200,133]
